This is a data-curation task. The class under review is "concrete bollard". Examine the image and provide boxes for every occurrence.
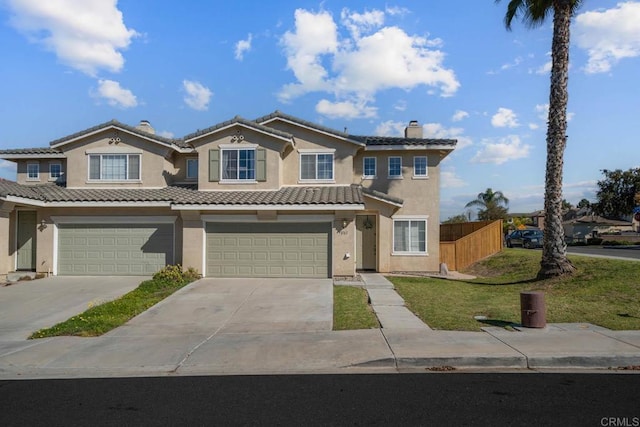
[520,291,546,328]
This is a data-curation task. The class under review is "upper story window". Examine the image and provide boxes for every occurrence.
[186,158,198,180]
[208,146,265,183]
[300,151,334,182]
[388,156,402,178]
[27,163,40,181]
[49,163,62,180]
[413,156,427,178]
[222,148,255,181]
[88,154,140,181]
[363,157,376,179]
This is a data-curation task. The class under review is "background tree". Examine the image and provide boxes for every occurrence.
[465,188,509,221]
[496,0,582,279]
[443,214,470,224]
[576,198,591,210]
[593,168,640,219]
[561,199,573,211]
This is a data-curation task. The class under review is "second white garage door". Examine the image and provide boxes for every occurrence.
[206,222,330,278]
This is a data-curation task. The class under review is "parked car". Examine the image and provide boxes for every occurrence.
[506,229,544,249]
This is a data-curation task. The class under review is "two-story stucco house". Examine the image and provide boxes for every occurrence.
[0,111,456,279]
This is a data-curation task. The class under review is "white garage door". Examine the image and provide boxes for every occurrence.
[57,223,174,276]
[206,222,330,278]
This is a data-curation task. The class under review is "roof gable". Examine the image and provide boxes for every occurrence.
[184,116,294,145]
[49,120,189,151]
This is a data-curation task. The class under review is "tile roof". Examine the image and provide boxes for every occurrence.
[354,135,457,147]
[0,147,64,156]
[184,115,294,142]
[0,182,372,207]
[48,119,190,149]
[255,111,358,141]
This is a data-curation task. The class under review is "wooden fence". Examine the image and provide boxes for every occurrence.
[439,220,503,271]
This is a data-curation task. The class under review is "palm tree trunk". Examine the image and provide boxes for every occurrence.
[538,0,576,278]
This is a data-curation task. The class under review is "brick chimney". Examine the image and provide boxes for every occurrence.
[404,120,422,139]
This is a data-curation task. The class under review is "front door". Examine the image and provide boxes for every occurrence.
[17,211,37,271]
[356,215,376,270]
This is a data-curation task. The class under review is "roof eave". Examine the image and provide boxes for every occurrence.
[258,116,366,147]
[171,203,365,211]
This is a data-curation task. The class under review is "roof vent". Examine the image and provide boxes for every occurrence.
[136,120,155,135]
[405,120,422,139]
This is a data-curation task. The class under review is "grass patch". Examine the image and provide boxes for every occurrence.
[390,249,640,331]
[30,266,199,338]
[333,286,379,330]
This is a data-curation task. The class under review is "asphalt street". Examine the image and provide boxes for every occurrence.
[1,373,639,426]
[566,245,640,261]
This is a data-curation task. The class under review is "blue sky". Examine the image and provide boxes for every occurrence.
[1,0,639,219]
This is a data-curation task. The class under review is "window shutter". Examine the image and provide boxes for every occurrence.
[209,149,219,182]
[256,148,266,182]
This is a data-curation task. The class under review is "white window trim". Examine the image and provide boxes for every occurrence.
[413,156,428,179]
[388,156,402,179]
[26,162,40,181]
[186,158,198,180]
[392,216,428,256]
[87,153,142,182]
[49,162,62,181]
[362,157,377,179]
[299,151,335,183]
[220,147,257,183]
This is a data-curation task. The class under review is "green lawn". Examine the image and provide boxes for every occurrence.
[390,249,640,331]
[333,285,379,330]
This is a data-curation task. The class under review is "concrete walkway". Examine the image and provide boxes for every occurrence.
[0,275,639,379]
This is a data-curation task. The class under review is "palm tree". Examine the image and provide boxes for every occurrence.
[496,0,582,278]
[465,188,509,220]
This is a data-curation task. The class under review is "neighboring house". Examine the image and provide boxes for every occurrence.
[0,112,456,278]
[563,215,633,243]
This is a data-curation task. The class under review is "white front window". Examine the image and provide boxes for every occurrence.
[186,158,198,179]
[49,163,62,180]
[393,219,427,254]
[388,157,402,178]
[413,156,427,177]
[88,154,140,181]
[363,157,376,178]
[300,153,334,181]
[222,149,255,181]
[27,163,40,180]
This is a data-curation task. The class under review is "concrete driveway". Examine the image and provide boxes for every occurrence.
[0,276,144,340]
[109,278,334,337]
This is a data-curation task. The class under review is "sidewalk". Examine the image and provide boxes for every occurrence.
[0,274,639,379]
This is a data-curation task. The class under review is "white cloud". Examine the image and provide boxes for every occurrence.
[93,79,137,108]
[575,2,640,74]
[0,159,16,170]
[374,120,406,136]
[7,0,138,76]
[471,135,532,165]
[535,60,552,75]
[235,33,253,61]
[451,110,469,122]
[529,123,540,130]
[316,99,377,119]
[158,130,175,138]
[183,80,212,111]
[393,100,407,111]
[441,167,467,188]
[279,7,459,118]
[491,107,519,128]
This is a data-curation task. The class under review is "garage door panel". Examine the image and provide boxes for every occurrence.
[206,222,330,278]
[58,223,173,276]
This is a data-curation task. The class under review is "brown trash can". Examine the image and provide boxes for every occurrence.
[520,291,546,328]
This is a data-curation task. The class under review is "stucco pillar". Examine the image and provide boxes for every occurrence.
[333,213,357,277]
[180,211,204,275]
[0,202,15,277]
[36,210,55,276]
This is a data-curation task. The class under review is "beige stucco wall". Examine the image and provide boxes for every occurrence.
[60,130,173,188]
[180,210,203,274]
[191,127,285,191]
[0,202,15,276]
[16,159,67,185]
[355,151,444,273]
[332,213,357,276]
